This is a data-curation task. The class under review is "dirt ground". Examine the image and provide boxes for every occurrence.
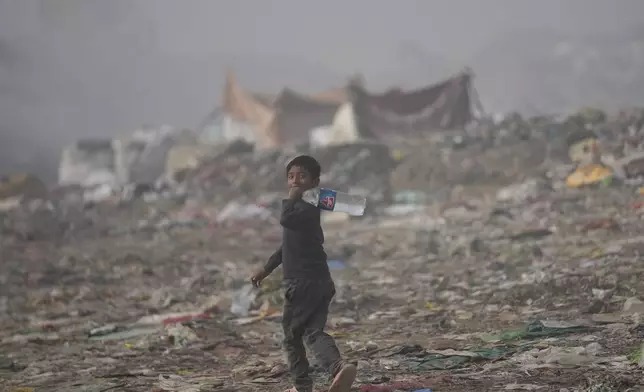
[2,186,644,392]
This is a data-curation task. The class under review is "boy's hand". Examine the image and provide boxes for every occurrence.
[250,269,269,288]
[288,186,304,200]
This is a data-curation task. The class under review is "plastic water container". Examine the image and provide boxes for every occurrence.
[302,187,366,216]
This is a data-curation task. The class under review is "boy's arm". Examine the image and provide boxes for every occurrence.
[263,246,282,274]
[280,199,318,230]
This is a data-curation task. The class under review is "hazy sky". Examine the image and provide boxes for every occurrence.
[2,0,644,178]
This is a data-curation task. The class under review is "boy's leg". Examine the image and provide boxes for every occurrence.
[303,281,357,392]
[282,280,315,392]
[302,281,349,377]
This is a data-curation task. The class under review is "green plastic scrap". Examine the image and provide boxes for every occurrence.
[482,320,590,343]
[88,327,160,341]
[411,345,527,371]
[411,321,592,371]
[412,354,471,370]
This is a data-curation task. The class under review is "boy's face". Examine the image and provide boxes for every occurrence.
[287,165,318,192]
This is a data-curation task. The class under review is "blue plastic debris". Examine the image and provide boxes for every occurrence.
[327,260,346,270]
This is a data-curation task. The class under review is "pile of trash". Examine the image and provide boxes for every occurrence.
[3,171,644,391]
[184,141,395,204]
[3,108,644,246]
[4,107,644,390]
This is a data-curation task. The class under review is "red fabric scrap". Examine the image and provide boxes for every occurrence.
[162,313,210,326]
[359,380,428,392]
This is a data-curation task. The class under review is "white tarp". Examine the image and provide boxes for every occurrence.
[201,114,258,145]
[308,103,360,147]
[58,140,120,188]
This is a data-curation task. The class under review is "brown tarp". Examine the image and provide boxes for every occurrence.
[269,89,344,146]
[310,87,349,104]
[222,71,348,147]
[350,71,473,139]
[222,71,280,148]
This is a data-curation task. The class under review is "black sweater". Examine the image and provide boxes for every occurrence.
[263,199,330,280]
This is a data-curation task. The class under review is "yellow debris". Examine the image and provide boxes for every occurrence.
[566,164,612,188]
[391,149,405,161]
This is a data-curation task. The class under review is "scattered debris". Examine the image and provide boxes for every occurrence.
[3,106,644,391]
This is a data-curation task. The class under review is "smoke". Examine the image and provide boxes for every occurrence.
[1,0,644,181]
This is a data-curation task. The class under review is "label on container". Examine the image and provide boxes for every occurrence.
[317,188,337,211]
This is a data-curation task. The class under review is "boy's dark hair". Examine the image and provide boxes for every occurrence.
[286,155,321,180]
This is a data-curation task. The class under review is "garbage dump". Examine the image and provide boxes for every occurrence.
[3,106,644,391]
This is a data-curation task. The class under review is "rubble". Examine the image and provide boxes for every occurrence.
[3,107,644,391]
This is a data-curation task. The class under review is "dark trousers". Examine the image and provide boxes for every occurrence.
[282,278,343,392]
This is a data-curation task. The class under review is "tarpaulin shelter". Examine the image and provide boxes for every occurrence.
[350,70,475,140]
[270,88,345,146]
[221,72,278,147]
[216,71,350,148]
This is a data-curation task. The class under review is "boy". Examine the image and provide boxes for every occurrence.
[250,155,357,392]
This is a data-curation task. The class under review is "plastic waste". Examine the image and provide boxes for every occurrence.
[327,260,346,270]
[88,327,159,341]
[166,324,200,347]
[302,187,366,216]
[566,164,612,188]
[230,284,257,317]
[88,324,120,337]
